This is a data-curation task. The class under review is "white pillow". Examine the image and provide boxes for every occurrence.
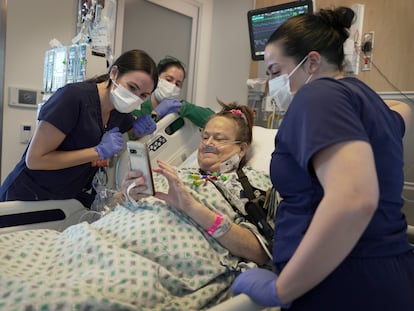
[180,126,277,173]
[246,126,277,173]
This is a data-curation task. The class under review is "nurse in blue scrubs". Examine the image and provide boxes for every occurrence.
[232,6,414,311]
[0,49,158,207]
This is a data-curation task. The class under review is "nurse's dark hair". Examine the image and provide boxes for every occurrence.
[157,56,186,79]
[91,49,158,91]
[265,6,355,70]
[208,99,254,168]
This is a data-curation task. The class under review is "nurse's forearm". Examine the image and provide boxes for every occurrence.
[25,147,101,170]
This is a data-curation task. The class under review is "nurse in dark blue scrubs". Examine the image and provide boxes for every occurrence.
[0,49,158,207]
[232,7,414,311]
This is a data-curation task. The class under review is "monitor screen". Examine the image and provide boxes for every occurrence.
[247,0,314,61]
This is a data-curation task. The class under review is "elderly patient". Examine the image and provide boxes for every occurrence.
[0,103,272,311]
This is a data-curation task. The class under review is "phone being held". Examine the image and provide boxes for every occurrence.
[126,141,155,196]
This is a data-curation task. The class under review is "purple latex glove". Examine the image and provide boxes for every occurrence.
[133,114,157,136]
[153,98,182,118]
[95,127,124,160]
[232,267,291,308]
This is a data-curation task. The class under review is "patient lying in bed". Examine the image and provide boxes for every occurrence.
[0,103,274,311]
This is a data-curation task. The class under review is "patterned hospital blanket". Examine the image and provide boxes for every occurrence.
[0,167,272,311]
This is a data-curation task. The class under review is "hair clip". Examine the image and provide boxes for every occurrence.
[229,109,243,117]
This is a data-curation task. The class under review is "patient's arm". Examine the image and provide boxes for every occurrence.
[153,160,269,265]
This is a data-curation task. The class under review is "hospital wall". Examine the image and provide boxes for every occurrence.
[0,0,78,182]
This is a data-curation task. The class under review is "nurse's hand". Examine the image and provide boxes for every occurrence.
[95,127,123,160]
[153,98,182,118]
[232,267,290,308]
[133,114,157,136]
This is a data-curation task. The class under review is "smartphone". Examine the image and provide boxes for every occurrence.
[126,141,155,196]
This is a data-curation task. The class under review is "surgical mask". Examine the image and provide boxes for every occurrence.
[220,153,241,173]
[268,55,311,112]
[110,80,143,113]
[153,79,181,101]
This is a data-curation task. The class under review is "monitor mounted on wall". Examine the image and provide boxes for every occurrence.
[247,0,314,61]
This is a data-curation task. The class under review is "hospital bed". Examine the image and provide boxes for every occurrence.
[0,113,278,310]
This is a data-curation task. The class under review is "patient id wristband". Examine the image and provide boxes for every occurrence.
[206,213,232,238]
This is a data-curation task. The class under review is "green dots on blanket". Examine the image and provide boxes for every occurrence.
[0,169,273,310]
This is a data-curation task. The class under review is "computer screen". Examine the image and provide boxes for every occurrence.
[247,0,314,61]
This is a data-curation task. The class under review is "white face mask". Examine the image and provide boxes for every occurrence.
[219,153,241,173]
[153,79,181,101]
[110,80,143,113]
[268,55,311,112]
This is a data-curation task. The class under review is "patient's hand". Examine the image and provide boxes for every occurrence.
[121,170,150,201]
[153,160,198,212]
[121,170,143,191]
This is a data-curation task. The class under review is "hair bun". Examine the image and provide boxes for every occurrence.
[318,7,355,41]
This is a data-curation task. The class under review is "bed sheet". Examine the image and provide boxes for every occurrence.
[0,207,230,310]
[0,165,273,311]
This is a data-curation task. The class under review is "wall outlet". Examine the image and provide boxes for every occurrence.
[20,124,33,144]
[361,31,374,71]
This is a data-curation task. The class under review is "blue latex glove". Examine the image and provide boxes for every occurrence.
[95,127,124,160]
[133,114,157,136]
[153,98,182,118]
[232,267,291,308]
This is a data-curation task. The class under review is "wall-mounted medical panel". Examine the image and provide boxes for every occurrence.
[8,86,43,109]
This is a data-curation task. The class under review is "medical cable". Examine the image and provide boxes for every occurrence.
[266,97,283,129]
[357,51,414,105]
[125,181,139,208]
[267,111,283,129]
[200,140,242,150]
[270,99,276,129]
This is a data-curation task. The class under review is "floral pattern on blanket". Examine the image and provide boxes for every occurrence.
[0,167,271,311]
